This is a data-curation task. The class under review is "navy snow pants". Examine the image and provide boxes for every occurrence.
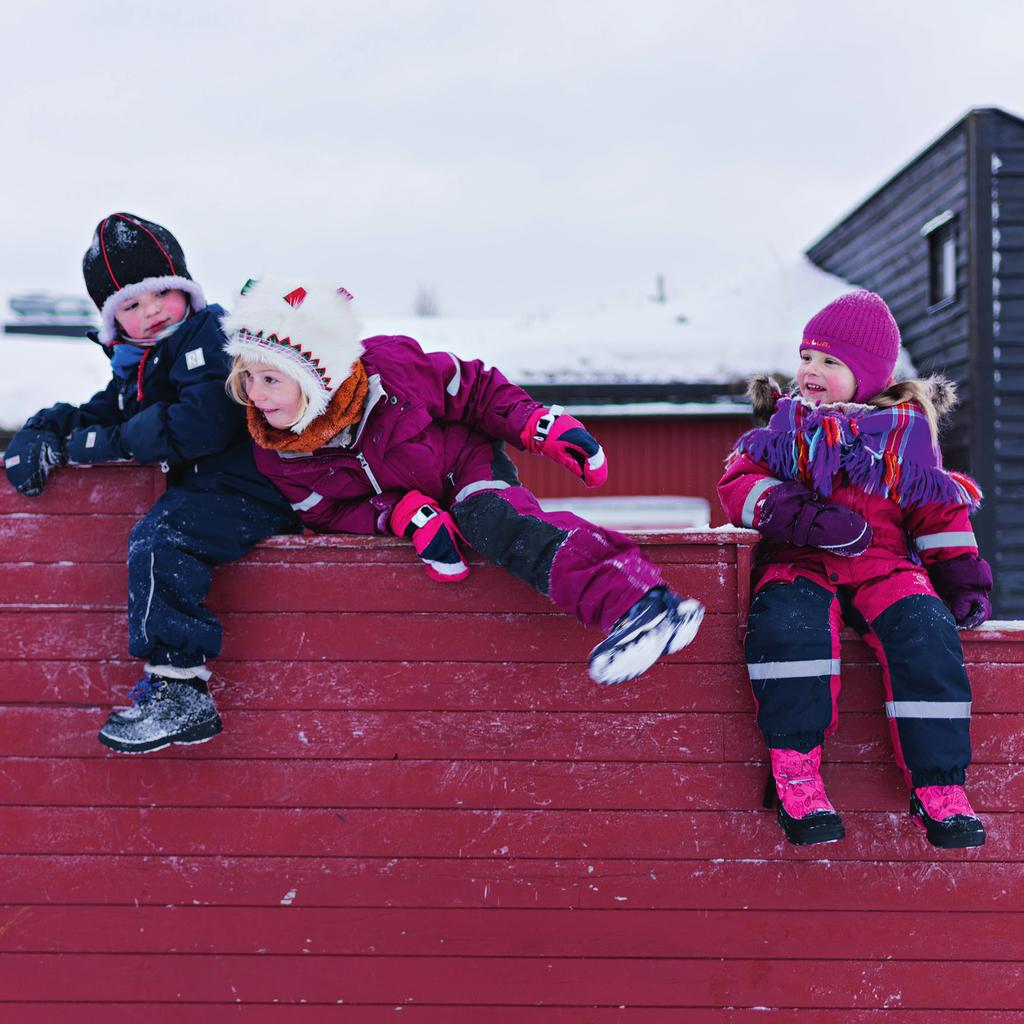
[744,576,973,788]
[127,486,300,670]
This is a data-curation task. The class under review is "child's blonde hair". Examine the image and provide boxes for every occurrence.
[225,355,310,430]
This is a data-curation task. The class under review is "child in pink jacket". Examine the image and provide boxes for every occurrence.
[718,290,991,849]
[221,277,705,686]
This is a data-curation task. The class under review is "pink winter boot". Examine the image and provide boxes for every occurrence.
[764,746,845,846]
[910,785,985,849]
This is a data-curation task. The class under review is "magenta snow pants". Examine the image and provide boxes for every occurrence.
[450,476,662,632]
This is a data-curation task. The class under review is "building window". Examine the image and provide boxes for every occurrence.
[922,211,957,309]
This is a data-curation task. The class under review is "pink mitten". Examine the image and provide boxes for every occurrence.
[521,405,608,488]
[390,490,470,583]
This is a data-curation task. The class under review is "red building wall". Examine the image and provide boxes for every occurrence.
[510,413,750,526]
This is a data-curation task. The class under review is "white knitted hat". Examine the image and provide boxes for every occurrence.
[222,278,362,433]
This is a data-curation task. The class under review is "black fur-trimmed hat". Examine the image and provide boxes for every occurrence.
[82,212,206,344]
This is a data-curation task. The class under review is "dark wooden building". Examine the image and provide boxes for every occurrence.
[807,106,1024,618]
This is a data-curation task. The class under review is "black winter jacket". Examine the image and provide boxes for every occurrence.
[23,305,288,504]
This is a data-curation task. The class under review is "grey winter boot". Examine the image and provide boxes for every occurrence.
[98,674,223,754]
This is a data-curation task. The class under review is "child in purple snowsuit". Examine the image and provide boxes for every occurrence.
[222,277,705,684]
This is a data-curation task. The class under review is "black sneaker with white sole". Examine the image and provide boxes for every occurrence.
[98,674,223,754]
[588,586,705,685]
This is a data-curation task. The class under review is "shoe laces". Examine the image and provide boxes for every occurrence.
[126,675,165,706]
[915,785,975,821]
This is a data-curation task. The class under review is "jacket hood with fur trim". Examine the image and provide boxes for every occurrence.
[746,374,958,427]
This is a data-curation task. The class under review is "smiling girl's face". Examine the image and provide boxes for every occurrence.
[797,348,857,405]
[241,362,304,429]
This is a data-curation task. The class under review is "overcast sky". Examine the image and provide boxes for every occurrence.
[3,0,1023,318]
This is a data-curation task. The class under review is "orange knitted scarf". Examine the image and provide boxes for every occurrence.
[247,360,369,452]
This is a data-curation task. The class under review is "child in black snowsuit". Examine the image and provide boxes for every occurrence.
[2,213,300,753]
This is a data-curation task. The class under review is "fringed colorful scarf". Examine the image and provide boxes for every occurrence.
[733,396,982,511]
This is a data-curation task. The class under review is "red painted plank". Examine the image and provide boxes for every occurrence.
[6,1007,1024,1024]
[0,611,740,662]
[2,609,1016,667]
[3,905,1022,960]
[1,953,1023,1008]
[0,658,756,710]
[250,529,747,564]
[1,707,1019,764]
[0,806,1017,860]
[2,855,1020,912]
[0,707,724,760]
[0,464,163,515]
[6,1009,1024,1024]
[0,515,139,563]
[1,758,1019,813]
[4,658,1020,714]
[0,561,738,614]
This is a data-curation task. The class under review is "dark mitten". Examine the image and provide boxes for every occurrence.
[521,405,608,488]
[390,490,470,583]
[757,480,872,557]
[66,425,131,465]
[3,428,66,496]
[928,554,993,629]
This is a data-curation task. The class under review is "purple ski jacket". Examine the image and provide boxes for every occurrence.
[251,334,545,534]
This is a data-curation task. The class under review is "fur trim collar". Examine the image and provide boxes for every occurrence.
[247,360,369,452]
[746,373,958,425]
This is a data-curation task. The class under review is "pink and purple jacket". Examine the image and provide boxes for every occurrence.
[251,333,664,632]
[251,334,544,534]
[718,396,983,621]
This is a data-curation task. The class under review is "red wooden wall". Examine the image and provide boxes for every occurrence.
[510,414,749,525]
[1,465,1023,1021]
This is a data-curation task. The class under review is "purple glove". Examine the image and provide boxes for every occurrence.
[928,555,993,629]
[756,480,872,557]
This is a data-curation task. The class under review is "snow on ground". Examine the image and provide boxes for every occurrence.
[0,256,853,431]
[1,332,112,430]
[540,495,710,530]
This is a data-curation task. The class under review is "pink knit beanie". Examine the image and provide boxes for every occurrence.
[800,290,901,402]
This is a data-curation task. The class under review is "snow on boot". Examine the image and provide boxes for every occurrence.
[764,746,845,846]
[98,674,223,754]
[910,785,986,849]
[588,586,705,686]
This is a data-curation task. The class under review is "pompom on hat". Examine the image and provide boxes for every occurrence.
[222,277,363,434]
[82,213,206,345]
[800,289,901,402]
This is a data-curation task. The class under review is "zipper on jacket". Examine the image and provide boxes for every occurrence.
[356,451,382,494]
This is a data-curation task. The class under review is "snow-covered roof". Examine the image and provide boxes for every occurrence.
[0,256,853,431]
[372,257,850,385]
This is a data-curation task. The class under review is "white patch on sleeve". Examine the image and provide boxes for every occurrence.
[4,455,20,468]
[185,348,206,370]
[914,531,976,550]
[290,490,325,512]
[85,431,97,449]
[446,352,461,396]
